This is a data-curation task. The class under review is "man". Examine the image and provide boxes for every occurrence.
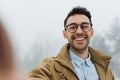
[28,6,114,80]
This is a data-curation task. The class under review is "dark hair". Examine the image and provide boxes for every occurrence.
[64,6,92,27]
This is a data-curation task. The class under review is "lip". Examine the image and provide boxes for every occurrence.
[75,37,85,41]
[74,37,86,44]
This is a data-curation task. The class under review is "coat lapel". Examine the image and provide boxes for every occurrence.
[55,44,78,80]
[89,47,111,80]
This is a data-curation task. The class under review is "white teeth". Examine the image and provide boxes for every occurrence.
[75,38,84,40]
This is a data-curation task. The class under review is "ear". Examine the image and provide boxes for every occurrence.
[63,30,68,39]
[90,28,94,37]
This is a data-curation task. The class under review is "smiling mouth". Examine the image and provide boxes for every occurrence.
[75,37,85,41]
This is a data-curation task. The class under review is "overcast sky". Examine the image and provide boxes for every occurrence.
[0,0,120,58]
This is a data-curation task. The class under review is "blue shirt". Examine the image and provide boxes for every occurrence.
[69,49,99,80]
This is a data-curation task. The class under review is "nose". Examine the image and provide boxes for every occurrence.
[75,26,83,33]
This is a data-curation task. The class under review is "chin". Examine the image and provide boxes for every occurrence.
[75,45,88,50]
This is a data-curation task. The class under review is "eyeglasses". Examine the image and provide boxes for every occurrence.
[65,22,92,33]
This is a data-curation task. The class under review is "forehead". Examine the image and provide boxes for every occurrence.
[66,14,90,25]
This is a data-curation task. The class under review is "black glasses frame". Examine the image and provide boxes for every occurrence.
[65,22,92,33]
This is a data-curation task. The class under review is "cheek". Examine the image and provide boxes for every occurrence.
[66,34,70,40]
[65,32,72,39]
[67,33,73,39]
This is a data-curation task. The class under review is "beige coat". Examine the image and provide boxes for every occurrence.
[29,44,114,80]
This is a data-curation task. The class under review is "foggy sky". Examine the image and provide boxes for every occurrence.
[0,0,120,58]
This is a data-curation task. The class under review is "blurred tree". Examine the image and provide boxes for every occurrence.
[22,41,45,72]
[90,33,110,55]
[105,18,120,78]
[22,35,65,72]
[105,18,120,55]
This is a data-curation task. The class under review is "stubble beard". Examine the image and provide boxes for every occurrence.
[70,40,90,53]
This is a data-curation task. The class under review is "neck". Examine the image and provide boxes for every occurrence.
[70,47,89,59]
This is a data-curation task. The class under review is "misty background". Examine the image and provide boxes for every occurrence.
[0,0,120,80]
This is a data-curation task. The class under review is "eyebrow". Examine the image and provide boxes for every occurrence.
[66,22,90,27]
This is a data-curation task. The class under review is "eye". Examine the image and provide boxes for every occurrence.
[68,24,77,30]
[81,24,89,30]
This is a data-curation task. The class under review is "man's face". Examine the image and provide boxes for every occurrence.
[63,14,93,51]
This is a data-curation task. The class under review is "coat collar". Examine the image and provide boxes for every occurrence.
[55,44,74,71]
[55,44,111,71]
[88,47,111,71]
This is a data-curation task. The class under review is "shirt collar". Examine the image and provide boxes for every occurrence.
[69,49,93,67]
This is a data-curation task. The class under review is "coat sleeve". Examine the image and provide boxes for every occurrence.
[27,58,54,80]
